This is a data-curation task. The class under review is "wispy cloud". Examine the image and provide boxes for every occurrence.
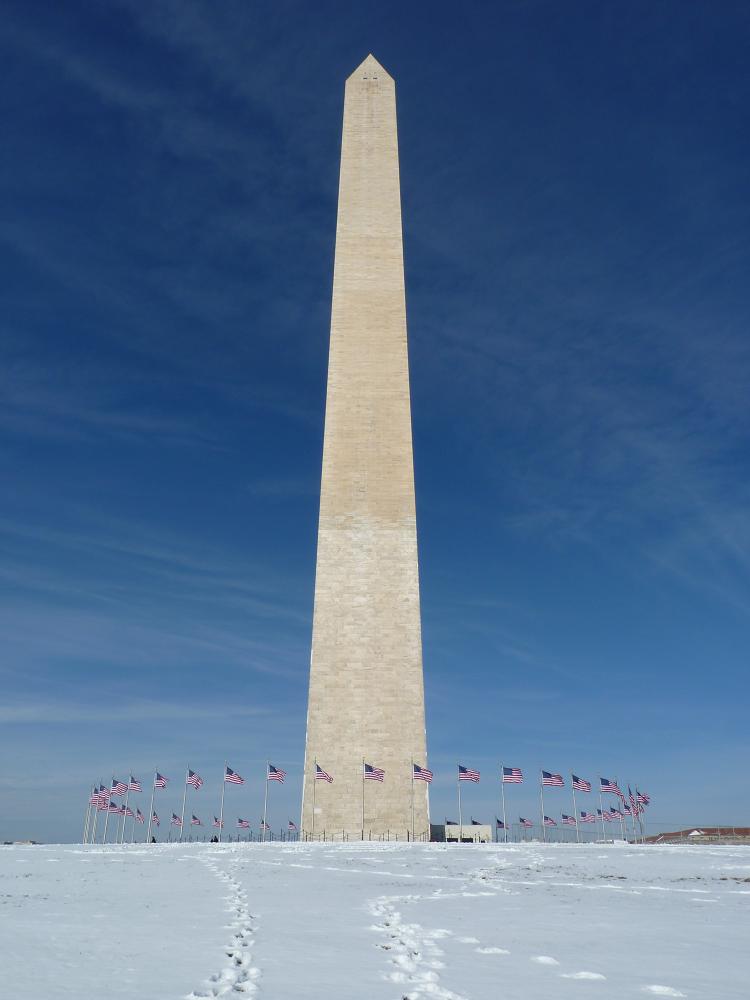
[0,699,270,725]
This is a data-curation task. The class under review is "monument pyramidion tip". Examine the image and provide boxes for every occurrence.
[348,53,392,81]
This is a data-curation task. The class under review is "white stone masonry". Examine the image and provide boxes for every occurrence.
[301,55,428,840]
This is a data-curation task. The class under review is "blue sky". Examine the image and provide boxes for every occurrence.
[2,1,749,841]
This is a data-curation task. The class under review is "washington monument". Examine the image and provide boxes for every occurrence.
[301,56,429,840]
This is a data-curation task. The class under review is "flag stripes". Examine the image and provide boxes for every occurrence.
[458,765,480,782]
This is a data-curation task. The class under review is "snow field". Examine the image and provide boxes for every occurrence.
[0,842,747,999]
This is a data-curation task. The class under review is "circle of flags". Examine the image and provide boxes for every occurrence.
[82,761,651,844]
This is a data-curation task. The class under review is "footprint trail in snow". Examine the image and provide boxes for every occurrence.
[369,894,466,1000]
[186,855,261,998]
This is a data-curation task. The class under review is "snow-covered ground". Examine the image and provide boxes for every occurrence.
[1,842,747,999]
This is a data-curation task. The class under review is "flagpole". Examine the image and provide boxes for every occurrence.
[628,785,638,843]
[598,776,608,842]
[614,775,625,841]
[571,774,580,844]
[311,758,317,841]
[88,788,97,843]
[410,759,415,842]
[119,783,130,845]
[84,788,95,843]
[180,767,189,843]
[457,764,462,840]
[634,788,644,843]
[131,806,138,843]
[146,771,156,843]
[539,771,546,843]
[638,796,645,843]
[218,762,227,843]
[83,795,92,845]
[499,763,508,844]
[262,761,270,843]
[103,776,113,844]
[90,800,99,845]
[361,758,365,841]
[625,783,633,842]
[91,781,102,844]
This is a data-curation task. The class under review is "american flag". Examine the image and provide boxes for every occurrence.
[171,813,182,827]
[610,806,623,818]
[496,818,505,828]
[471,818,482,825]
[268,764,286,783]
[124,806,134,818]
[580,811,596,823]
[637,789,651,805]
[136,809,145,823]
[623,803,632,815]
[364,763,384,781]
[628,785,641,816]
[98,783,110,802]
[520,817,533,828]
[260,820,270,831]
[191,815,202,826]
[315,764,333,783]
[237,818,250,829]
[572,774,591,792]
[88,787,99,806]
[502,766,523,783]
[413,763,433,782]
[225,766,244,784]
[152,811,160,827]
[562,814,577,826]
[541,771,564,787]
[598,808,615,822]
[445,819,458,825]
[186,770,203,790]
[458,764,480,782]
[154,772,168,788]
[600,777,621,797]
[628,786,640,815]
[288,820,298,831]
[108,801,124,814]
[213,817,224,828]
[111,779,128,796]
[128,775,142,792]
[97,798,108,812]
[543,815,557,826]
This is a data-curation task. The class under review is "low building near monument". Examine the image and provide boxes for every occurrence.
[645,827,750,844]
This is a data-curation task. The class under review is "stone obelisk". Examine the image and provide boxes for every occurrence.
[301,55,428,840]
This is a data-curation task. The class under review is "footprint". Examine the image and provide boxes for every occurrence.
[187,859,260,999]
[457,936,480,944]
[561,971,606,980]
[532,955,559,965]
[642,989,686,998]
[476,946,510,955]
